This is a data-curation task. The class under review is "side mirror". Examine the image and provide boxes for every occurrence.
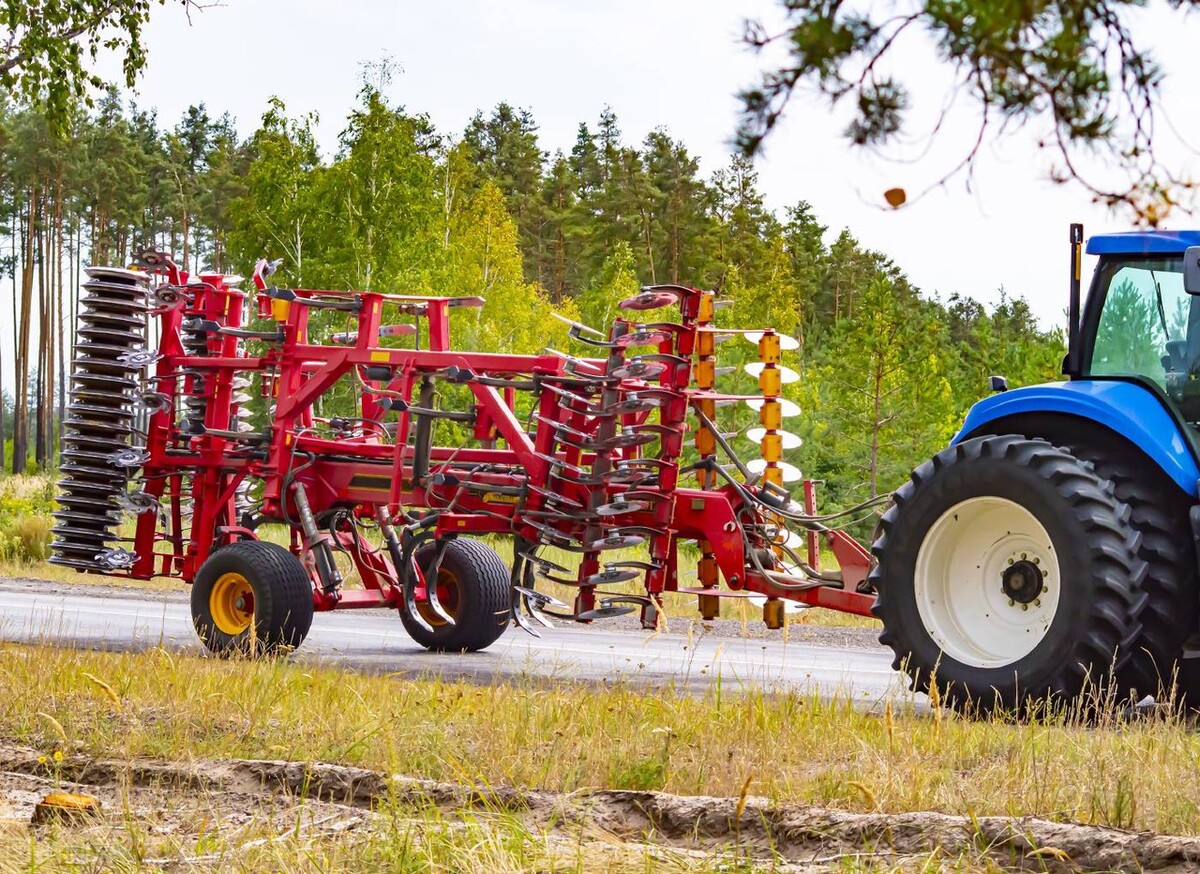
[1185,246,1200,294]
[989,375,1009,393]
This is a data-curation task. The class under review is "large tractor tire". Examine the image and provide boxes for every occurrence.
[400,539,509,652]
[191,541,315,657]
[1054,442,1197,702]
[977,414,1200,705]
[872,435,1145,712]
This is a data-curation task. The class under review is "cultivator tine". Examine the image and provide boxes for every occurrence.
[508,555,541,636]
[420,541,456,627]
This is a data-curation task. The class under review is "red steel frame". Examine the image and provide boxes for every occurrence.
[122,256,876,623]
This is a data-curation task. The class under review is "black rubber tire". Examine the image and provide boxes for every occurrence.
[1062,447,1197,701]
[871,435,1145,712]
[972,415,1200,704]
[191,540,315,657]
[400,539,510,652]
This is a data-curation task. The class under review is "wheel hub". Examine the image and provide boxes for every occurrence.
[210,572,255,636]
[1001,559,1044,604]
[913,496,1061,669]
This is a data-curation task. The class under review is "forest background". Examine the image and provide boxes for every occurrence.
[0,83,1064,512]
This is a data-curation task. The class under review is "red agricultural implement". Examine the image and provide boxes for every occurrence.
[50,252,879,655]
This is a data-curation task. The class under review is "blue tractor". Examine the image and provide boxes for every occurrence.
[872,224,1200,709]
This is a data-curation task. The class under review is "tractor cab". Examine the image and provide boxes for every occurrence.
[1077,230,1200,425]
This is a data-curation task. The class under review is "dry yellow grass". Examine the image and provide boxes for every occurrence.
[3,641,1200,840]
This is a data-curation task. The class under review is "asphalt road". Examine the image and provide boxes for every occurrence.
[0,578,909,704]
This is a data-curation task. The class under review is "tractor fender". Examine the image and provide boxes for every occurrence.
[954,380,1200,498]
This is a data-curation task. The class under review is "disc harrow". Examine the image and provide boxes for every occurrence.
[51,249,882,656]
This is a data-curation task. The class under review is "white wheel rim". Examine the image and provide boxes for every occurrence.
[914,497,1061,669]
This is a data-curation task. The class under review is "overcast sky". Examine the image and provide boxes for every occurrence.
[92,0,1200,332]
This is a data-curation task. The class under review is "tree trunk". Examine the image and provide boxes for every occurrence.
[14,187,36,474]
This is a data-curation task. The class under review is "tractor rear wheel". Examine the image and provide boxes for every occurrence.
[400,539,509,652]
[191,541,315,657]
[979,415,1200,705]
[872,435,1144,712]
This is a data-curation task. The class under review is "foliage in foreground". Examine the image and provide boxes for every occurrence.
[5,643,1200,838]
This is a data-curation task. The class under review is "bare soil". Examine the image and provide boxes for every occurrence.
[3,742,1200,872]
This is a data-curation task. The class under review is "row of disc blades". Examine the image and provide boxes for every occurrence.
[49,267,151,572]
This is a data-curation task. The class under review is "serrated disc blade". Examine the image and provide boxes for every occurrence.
[71,372,139,391]
[743,331,800,351]
[745,427,803,449]
[576,604,637,621]
[745,397,801,418]
[84,265,150,284]
[745,458,803,483]
[743,362,800,384]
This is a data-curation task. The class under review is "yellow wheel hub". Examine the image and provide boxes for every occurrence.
[210,572,255,635]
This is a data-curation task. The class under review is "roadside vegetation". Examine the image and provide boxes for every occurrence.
[3,643,1200,869]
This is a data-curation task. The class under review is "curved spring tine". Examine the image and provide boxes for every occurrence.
[516,549,570,575]
[421,541,456,626]
[522,591,554,628]
[550,311,606,337]
[510,588,542,637]
[508,554,541,636]
[403,560,436,636]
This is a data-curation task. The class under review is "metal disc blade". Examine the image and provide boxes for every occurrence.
[610,360,667,381]
[84,266,150,284]
[585,568,641,585]
[50,527,111,542]
[48,555,107,568]
[71,372,139,390]
[586,533,646,551]
[595,500,649,517]
[65,404,134,421]
[745,427,803,449]
[618,290,679,311]
[743,331,800,351]
[58,462,128,481]
[71,359,144,376]
[58,478,123,494]
[745,397,801,417]
[56,497,120,514]
[78,311,146,328]
[576,604,638,621]
[78,326,144,344]
[745,458,804,483]
[743,362,800,384]
[615,328,672,347]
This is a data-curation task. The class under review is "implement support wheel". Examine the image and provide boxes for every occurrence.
[401,539,509,652]
[191,541,315,656]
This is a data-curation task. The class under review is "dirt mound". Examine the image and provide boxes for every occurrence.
[3,741,1199,871]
